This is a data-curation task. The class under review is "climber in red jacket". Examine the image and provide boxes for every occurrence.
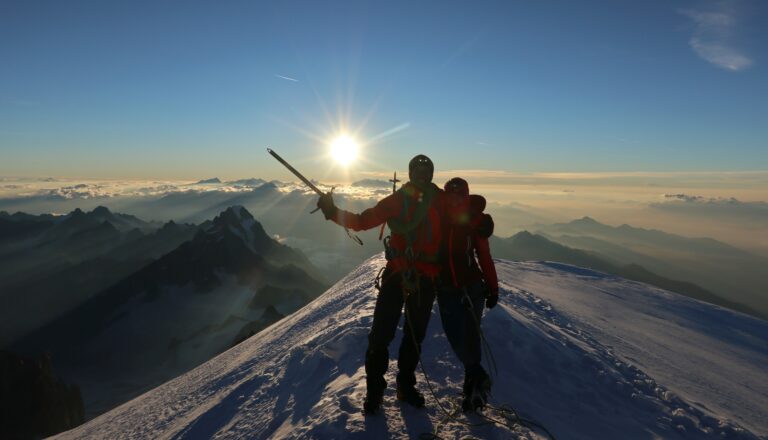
[316,154,445,414]
[437,177,499,412]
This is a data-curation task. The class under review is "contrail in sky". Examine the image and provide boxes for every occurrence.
[274,74,299,82]
[368,122,411,144]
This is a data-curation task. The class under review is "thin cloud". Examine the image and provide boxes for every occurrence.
[357,169,768,184]
[11,99,39,107]
[367,122,411,144]
[442,31,484,68]
[663,193,706,203]
[651,193,768,225]
[274,74,299,82]
[680,7,752,71]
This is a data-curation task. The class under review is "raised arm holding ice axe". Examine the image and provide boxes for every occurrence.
[316,154,446,414]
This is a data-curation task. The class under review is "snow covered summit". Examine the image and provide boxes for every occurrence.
[54,255,768,439]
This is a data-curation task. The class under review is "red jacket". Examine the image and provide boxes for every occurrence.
[331,182,445,277]
[441,195,499,293]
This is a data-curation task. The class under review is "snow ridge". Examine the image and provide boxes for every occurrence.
[54,256,767,440]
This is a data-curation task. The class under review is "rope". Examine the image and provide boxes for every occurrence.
[373,259,557,439]
[460,289,558,440]
[461,287,498,379]
[416,396,461,440]
[402,291,500,439]
[399,285,557,440]
[488,404,558,440]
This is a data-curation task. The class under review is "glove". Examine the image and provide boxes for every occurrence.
[316,192,337,220]
[485,288,499,309]
[475,213,494,238]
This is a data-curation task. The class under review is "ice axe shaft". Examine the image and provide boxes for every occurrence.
[267,148,323,195]
[267,147,363,246]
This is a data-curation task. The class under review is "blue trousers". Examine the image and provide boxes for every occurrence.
[436,279,488,385]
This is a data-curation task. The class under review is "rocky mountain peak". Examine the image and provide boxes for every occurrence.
[206,206,271,252]
[91,206,112,217]
[195,177,222,184]
[572,216,599,225]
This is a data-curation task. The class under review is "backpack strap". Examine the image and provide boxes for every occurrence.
[387,183,438,297]
[387,184,436,235]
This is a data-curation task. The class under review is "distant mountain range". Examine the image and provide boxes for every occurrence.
[350,178,390,188]
[493,216,768,319]
[193,177,271,187]
[194,177,222,184]
[490,231,763,319]
[4,202,766,432]
[537,216,753,258]
[1,179,408,282]
[228,178,267,187]
[6,205,327,421]
[0,207,198,345]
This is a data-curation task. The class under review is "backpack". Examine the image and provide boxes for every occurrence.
[384,182,442,278]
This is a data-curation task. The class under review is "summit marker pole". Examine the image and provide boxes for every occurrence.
[378,171,400,241]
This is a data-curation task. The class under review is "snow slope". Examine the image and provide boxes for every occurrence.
[53,255,768,439]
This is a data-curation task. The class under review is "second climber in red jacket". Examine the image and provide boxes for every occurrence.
[438,177,499,412]
[317,154,444,414]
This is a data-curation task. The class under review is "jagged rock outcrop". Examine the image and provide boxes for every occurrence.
[0,351,84,439]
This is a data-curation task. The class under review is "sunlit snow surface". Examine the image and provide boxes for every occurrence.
[54,255,767,439]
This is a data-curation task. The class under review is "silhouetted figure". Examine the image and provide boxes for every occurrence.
[438,177,499,411]
[317,155,444,413]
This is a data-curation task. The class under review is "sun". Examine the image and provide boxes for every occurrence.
[330,135,358,166]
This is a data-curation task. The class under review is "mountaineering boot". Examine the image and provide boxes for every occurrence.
[462,375,474,412]
[363,390,383,415]
[396,386,425,408]
[462,374,492,412]
[461,396,475,413]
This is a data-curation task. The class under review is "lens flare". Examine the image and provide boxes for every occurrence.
[330,135,358,166]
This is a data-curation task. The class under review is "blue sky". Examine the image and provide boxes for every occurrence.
[1,0,766,180]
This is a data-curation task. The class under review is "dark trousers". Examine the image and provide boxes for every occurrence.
[436,279,488,389]
[365,269,436,395]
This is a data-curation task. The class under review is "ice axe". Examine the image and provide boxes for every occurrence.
[267,148,363,246]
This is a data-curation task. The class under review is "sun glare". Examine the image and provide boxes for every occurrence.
[330,135,358,166]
